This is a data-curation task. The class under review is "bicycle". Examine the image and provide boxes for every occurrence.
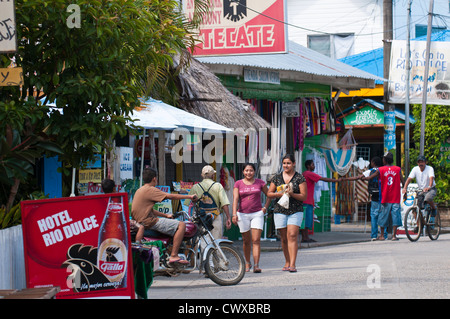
[403,186,441,242]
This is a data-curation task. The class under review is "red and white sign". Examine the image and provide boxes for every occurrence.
[21,194,135,299]
[184,0,287,56]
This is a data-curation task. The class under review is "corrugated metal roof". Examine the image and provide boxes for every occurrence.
[197,40,385,82]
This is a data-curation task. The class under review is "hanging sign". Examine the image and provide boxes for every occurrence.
[0,67,23,86]
[384,111,396,154]
[389,40,450,106]
[0,0,17,53]
[183,0,287,56]
[21,194,135,299]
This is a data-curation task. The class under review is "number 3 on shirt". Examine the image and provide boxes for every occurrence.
[387,176,393,186]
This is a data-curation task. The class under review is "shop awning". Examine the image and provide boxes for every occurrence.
[130,98,233,133]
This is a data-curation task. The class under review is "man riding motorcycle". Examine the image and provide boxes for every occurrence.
[131,167,197,264]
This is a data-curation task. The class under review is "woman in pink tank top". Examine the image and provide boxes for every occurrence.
[232,163,270,273]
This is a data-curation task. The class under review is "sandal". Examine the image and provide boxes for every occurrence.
[288,267,297,273]
[253,265,262,273]
[245,263,252,272]
[282,266,290,271]
[169,257,189,264]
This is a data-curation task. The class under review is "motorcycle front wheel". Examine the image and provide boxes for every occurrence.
[204,243,245,286]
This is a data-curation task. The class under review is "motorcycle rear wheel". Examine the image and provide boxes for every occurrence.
[204,243,245,286]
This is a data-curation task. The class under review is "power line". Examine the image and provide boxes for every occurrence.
[237,2,434,38]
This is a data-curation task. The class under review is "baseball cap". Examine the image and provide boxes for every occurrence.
[201,165,216,175]
[417,155,427,162]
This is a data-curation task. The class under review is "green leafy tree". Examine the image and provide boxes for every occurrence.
[1,0,210,211]
[411,105,450,205]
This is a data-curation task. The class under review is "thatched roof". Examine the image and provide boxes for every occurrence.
[176,57,271,132]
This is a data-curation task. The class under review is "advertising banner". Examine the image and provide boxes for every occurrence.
[389,40,450,106]
[384,111,396,154]
[184,0,287,56]
[21,194,135,299]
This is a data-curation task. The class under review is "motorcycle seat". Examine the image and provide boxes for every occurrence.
[143,229,171,244]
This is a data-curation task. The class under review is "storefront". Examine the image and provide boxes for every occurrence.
[336,98,416,222]
[197,41,383,233]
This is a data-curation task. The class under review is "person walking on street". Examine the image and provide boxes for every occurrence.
[302,160,340,243]
[189,165,232,240]
[402,155,437,218]
[267,154,307,273]
[362,153,405,241]
[232,163,271,273]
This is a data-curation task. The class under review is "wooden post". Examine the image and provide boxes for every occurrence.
[158,130,166,185]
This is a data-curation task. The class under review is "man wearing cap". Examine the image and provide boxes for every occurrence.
[189,165,232,239]
[363,152,405,240]
[402,155,437,217]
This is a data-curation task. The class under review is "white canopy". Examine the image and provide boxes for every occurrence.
[131,98,232,133]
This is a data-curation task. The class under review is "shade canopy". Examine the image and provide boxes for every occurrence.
[131,98,233,133]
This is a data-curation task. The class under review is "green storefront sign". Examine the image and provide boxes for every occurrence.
[343,106,403,126]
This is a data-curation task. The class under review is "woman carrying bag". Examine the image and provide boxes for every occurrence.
[267,154,307,273]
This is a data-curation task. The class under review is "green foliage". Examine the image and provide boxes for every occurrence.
[0,0,211,216]
[4,0,208,168]
[411,105,450,205]
[0,192,49,230]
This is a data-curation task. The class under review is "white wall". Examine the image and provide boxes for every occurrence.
[286,0,450,57]
[287,0,384,55]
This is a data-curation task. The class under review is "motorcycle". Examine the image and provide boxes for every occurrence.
[132,203,245,286]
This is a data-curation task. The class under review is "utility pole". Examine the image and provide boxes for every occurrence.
[420,0,434,156]
[383,0,396,160]
[404,0,412,176]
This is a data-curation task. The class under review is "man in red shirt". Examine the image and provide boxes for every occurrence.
[302,160,340,243]
[363,153,405,241]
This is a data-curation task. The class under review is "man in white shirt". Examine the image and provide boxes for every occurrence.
[402,155,437,216]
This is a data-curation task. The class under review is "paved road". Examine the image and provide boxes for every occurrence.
[147,233,450,299]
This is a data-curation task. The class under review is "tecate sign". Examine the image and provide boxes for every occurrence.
[184,0,287,56]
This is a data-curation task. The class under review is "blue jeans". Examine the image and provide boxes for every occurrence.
[303,204,314,229]
[370,201,387,239]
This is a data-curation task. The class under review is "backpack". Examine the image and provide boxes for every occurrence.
[367,168,380,201]
[198,182,220,220]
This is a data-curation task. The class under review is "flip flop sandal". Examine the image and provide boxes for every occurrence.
[169,257,189,264]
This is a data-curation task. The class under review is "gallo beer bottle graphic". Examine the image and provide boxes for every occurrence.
[97,196,128,288]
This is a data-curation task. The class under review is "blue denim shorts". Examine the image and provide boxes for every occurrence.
[274,212,303,229]
[378,203,402,228]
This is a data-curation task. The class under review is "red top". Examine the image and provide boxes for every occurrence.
[378,166,402,204]
[302,171,322,205]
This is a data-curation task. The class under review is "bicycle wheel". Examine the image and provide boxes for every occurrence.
[426,210,441,241]
[204,243,245,286]
[404,206,422,242]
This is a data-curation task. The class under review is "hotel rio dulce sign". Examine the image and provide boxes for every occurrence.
[183,0,287,56]
[21,194,135,299]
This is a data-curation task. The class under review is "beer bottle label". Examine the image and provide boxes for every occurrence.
[97,238,127,283]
